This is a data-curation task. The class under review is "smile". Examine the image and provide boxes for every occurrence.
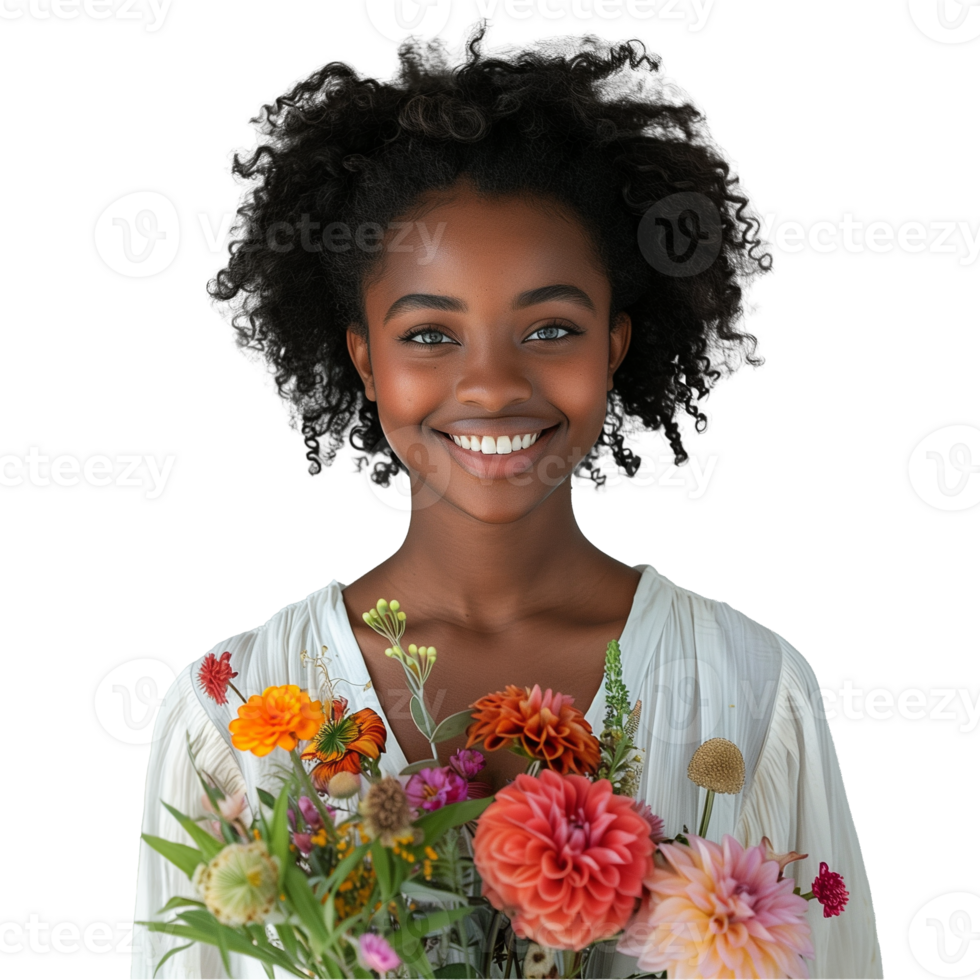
[448,431,541,455]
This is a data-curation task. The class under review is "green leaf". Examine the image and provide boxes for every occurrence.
[371,840,393,901]
[152,941,193,977]
[257,787,277,809]
[283,863,330,954]
[391,906,476,974]
[414,796,495,845]
[400,880,468,906]
[431,709,474,743]
[268,785,291,876]
[162,803,224,861]
[156,895,205,913]
[433,965,479,978]
[141,833,204,879]
[274,922,299,960]
[399,758,440,776]
[410,696,434,738]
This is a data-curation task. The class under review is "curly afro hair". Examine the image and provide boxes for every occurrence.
[207,26,771,488]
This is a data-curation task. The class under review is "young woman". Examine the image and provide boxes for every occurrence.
[133,30,882,978]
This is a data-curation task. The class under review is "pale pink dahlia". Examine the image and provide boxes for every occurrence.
[811,861,849,918]
[472,769,654,950]
[618,834,814,979]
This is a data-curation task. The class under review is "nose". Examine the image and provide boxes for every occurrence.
[454,336,533,413]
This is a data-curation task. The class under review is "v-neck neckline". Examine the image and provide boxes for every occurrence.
[321,564,658,773]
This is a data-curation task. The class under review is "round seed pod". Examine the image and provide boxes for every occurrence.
[687,737,745,794]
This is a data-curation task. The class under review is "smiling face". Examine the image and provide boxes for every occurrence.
[346,180,631,525]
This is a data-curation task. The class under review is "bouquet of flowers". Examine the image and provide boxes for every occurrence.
[141,599,848,979]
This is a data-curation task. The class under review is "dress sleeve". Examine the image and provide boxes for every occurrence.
[737,638,883,979]
[131,665,255,980]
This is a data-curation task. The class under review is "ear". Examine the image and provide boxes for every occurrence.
[607,312,632,391]
[346,327,376,402]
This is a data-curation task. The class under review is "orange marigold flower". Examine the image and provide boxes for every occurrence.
[229,685,323,757]
[466,684,601,776]
[301,697,387,791]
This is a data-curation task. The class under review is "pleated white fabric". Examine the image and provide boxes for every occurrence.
[132,564,883,979]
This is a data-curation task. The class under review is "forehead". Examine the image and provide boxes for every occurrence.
[362,184,612,311]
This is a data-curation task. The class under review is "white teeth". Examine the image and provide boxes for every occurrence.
[451,430,544,454]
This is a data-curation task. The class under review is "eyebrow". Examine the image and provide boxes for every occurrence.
[383,283,595,323]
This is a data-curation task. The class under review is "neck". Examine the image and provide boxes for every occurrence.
[373,482,609,629]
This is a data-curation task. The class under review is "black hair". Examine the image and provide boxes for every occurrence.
[207,25,770,487]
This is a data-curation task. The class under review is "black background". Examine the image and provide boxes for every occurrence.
[0,0,980,980]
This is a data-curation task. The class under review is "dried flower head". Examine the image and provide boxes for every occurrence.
[359,776,418,847]
[687,737,745,794]
[198,840,279,927]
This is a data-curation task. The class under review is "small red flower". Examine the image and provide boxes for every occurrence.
[812,861,849,917]
[198,651,238,705]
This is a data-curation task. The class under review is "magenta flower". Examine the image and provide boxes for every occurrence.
[812,861,849,917]
[357,933,400,973]
[405,766,468,812]
[448,748,486,779]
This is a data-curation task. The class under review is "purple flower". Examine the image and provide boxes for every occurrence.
[357,933,400,973]
[298,796,324,829]
[293,832,314,855]
[448,748,486,780]
[405,766,468,813]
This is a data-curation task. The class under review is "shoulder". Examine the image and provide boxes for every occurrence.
[185,581,343,708]
[640,564,827,729]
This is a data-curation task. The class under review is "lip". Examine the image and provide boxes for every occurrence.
[436,423,561,481]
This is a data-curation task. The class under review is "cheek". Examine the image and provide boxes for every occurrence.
[372,358,442,428]
[544,350,611,434]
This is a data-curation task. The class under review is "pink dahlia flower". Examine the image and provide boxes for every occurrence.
[405,766,468,812]
[472,769,654,950]
[618,834,814,978]
[811,861,849,918]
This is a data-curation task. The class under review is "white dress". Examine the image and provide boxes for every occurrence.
[131,563,883,979]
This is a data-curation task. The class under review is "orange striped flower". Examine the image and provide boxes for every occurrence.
[466,684,601,776]
[229,685,323,757]
[301,697,388,791]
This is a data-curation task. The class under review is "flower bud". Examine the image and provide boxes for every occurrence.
[389,599,400,612]
[376,599,389,615]
[408,643,418,654]
[327,771,361,799]
[397,611,406,621]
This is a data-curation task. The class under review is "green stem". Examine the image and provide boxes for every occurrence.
[484,910,504,978]
[697,789,715,839]
[503,929,515,978]
[563,949,583,979]
[289,750,337,841]
[800,890,815,901]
